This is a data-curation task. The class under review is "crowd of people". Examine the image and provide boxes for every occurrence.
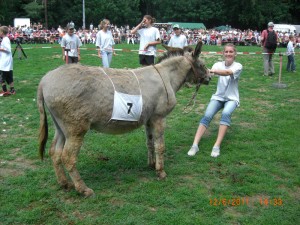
[1,21,299,48]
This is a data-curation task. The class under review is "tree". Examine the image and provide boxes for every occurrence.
[0,0,299,30]
[23,1,43,21]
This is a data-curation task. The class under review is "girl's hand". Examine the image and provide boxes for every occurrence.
[144,43,149,51]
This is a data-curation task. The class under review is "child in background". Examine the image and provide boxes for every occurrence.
[0,26,15,97]
[286,35,296,73]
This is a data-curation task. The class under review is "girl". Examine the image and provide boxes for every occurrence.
[188,43,243,157]
[95,19,115,68]
[131,15,161,66]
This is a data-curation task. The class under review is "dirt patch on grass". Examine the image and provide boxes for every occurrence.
[0,148,36,178]
[238,122,257,129]
[288,98,300,103]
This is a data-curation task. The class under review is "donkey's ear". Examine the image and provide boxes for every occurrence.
[192,41,203,59]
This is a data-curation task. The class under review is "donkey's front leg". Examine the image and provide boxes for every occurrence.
[153,118,167,179]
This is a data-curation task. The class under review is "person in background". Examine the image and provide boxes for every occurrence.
[61,22,82,64]
[96,19,115,68]
[260,22,278,76]
[168,24,191,87]
[0,26,15,96]
[131,15,161,66]
[286,34,296,73]
[187,43,243,157]
[168,24,188,49]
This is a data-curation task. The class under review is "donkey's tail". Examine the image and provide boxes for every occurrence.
[37,83,48,160]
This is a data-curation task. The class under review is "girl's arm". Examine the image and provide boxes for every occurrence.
[209,68,233,76]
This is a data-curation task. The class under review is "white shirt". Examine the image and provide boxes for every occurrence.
[0,36,13,71]
[137,26,160,56]
[286,41,295,56]
[61,33,82,57]
[211,61,243,106]
[168,34,188,49]
[95,30,115,52]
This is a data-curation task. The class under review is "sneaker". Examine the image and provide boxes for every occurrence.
[10,90,16,95]
[292,70,296,73]
[0,91,11,97]
[187,145,199,156]
[211,146,220,158]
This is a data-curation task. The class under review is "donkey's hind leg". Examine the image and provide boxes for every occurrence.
[62,135,94,197]
[49,128,73,190]
[145,121,155,169]
[152,118,167,179]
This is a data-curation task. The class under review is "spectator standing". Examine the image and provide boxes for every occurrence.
[187,44,243,157]
[286,35,296,72]
[61,23,82,64]
[260,22,278,76]
[95,19,115,68]
[131,15,161,66]
[168,24,188,49]
[0,26,15,96]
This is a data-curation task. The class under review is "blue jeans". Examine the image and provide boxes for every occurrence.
[287,55,296,72]
[200,100,238,127]
[101,51,113,68]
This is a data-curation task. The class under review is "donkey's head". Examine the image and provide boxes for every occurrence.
[187,41,210,85]
[160,41,210,85]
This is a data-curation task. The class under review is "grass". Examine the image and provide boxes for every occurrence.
[0,42,299,225]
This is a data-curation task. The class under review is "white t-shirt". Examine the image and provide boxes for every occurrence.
[61,33,82,57]
[0,36,13,71]
[137,27,160,56]
[286,41,295,56]
[168,34,188,49]
[211,61,243,106]
[95,30,115,52]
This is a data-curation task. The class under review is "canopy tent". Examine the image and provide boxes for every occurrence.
[153,23,173,30]
[215,25,231,31]
[168,22,206,30]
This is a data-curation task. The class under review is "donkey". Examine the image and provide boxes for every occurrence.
[37,41,210,197]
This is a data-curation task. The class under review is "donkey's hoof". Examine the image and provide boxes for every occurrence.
[60,182,74,191]
[157,170,167,180]
[83,188,95,198]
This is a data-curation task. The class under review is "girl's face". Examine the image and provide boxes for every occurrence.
[104,21,111,30]
[143,17,151,27]
[223,46,236,63]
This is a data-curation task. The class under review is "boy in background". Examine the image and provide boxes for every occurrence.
[286,35,296,73]
[0,26,15,96]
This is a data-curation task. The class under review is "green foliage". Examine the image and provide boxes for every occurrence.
[23,1,44,20]
[0,43,299,224]
[0,0,299,29]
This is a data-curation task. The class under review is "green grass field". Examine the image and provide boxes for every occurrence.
[0,43,299,225]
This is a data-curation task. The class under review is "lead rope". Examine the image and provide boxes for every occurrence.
[182,56,209,114]
[183,82,203,113]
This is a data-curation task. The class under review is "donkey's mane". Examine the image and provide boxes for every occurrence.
[157,46,194,63]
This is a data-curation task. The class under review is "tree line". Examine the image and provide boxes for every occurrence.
[0,0,299,30]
